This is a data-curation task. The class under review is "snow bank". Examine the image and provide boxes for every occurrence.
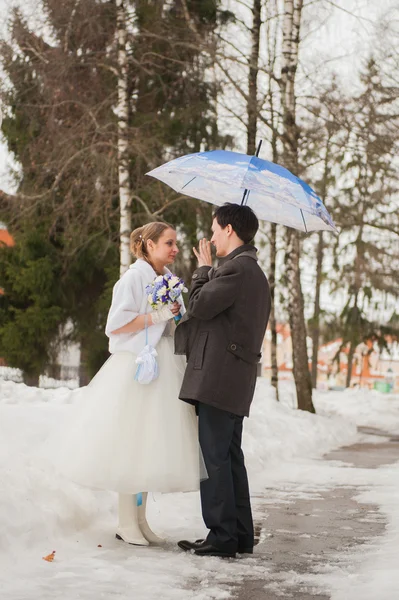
[0,366,79,389]
[244,379,357,489]
[314,388,399,433]
[0,378,76,404]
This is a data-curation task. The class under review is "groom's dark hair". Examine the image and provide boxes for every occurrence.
[213,203,259,244]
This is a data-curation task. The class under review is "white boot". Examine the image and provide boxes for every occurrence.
[138,492,165,545]
[116,494,149,546]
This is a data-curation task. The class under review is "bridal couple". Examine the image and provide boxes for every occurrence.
[57,203,271,559]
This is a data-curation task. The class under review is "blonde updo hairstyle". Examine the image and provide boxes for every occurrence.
[130,222,174,265]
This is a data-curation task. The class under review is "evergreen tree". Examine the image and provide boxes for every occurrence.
[0,228,64,385]
[331,59,399,386]
[0,0,229,382]
[298,80,350,388]
[0,2,119,382]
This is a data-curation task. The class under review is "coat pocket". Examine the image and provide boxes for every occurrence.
[227,342,261,365]
[194,332,209,370]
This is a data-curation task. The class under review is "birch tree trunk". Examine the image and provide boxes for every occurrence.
[266,0,280,400]
[246,0,263,376]
[311,135,331,387]
[280,0,314,412]
[246,0,261,156]
[311,230,323,388]
[116,0,132,276]
[269,222,279,398]
[269,98,279,400]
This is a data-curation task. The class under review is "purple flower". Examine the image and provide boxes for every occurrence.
[146,273,187,310]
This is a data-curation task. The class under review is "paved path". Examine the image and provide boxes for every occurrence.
[234,429,399,600]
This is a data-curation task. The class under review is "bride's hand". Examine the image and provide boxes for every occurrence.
[170,302,180,316]
[193,238,212,267]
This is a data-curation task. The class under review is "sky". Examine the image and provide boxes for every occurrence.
[0,0,397,193]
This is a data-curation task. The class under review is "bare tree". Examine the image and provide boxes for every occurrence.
[305,95,345,388]
[279,0,314,412]
[264,0,281,400]
[246,0,261,156]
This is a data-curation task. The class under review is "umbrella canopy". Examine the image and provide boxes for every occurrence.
[146,150,336,233]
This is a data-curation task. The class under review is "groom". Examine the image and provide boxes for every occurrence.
[175,203,271,558]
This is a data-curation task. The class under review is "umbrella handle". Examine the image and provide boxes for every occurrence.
[241,189,249,205]
[241,140,263,205]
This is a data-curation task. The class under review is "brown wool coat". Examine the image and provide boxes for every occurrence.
[174,244,271,417]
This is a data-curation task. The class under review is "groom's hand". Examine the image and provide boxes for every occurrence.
[193,238,212,267]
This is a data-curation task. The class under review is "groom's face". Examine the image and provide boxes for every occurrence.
[211,218,230,257]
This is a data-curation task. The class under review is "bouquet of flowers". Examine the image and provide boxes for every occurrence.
[146,273,187,323]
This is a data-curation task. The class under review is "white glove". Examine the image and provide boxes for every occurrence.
[151,305,175,324]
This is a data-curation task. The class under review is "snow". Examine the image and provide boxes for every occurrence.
[265,453,399,600]
[314,387,399,433]
[0,366,79,389]
[1,376,399,599]
[332,470,399,600]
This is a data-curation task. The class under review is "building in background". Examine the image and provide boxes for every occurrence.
[0,223,14,365]
[262,324,399,392]
[0,222,14,249]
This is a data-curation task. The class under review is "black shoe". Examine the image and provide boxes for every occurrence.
[178,538,206,552]
[194,543,236,558]
[178,539,252,555]
[238,546,253,554]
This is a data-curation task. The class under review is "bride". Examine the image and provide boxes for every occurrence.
[56,222,202,546]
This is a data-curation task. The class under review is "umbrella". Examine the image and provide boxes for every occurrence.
[146,145,336,233]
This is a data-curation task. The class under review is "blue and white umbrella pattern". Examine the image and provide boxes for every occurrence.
[146,149,336,233]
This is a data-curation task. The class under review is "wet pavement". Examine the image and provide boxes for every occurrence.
[233,430,399,599]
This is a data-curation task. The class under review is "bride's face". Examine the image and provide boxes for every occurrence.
[147,228,179,266]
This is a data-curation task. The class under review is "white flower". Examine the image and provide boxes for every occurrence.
[155,275,164,283]
[169,276,180,288]
[156,286,167,298]
[147,294,153,303]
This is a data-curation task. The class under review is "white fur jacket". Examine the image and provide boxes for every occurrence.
[105,258,185,355]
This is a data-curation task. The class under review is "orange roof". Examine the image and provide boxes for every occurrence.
[0,229,14,247]
[0,227,14,295]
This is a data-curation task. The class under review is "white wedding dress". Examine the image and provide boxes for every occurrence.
[55,327,202,494]
[54,257,203,495]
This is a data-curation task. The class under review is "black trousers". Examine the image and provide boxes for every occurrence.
[198,402,254,553]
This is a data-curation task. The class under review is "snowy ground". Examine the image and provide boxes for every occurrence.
[314,387,399,433]
[0,377,398,599]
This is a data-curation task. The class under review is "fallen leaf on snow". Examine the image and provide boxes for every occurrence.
[42,551,56,562]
